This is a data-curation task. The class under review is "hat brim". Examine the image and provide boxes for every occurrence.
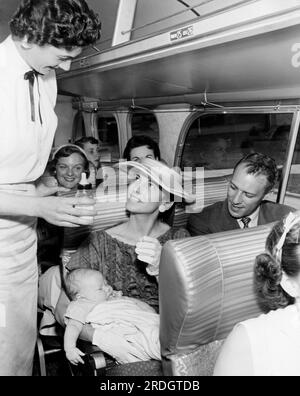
[118,159,195,204]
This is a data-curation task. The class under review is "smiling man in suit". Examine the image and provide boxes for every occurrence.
[187,152,294,236]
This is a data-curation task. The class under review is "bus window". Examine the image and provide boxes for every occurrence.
[97,115,120,163]
[131,112,159,144]
[180,113,293,175]
[71,110,86,142]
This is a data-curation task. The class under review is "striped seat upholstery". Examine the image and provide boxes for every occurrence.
[173,176,228,228]
[159,223,273,376]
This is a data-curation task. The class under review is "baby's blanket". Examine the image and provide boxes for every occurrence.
[86,298,160,364]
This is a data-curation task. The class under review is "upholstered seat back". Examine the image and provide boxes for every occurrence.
[173,176,229,228]
[159,223,273,376]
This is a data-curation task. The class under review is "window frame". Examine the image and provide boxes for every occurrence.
[95,112,121,162]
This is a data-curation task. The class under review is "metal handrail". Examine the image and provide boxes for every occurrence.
[120,0,259,36]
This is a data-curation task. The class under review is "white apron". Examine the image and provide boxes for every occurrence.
[0,184,38,375]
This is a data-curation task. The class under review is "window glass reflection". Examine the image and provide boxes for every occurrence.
[97,116,119,163]
[131,112,159,144]
[180,112,293,205]
[181,113,293,171]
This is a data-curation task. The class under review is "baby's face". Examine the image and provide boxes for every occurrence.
[79,273,111,304]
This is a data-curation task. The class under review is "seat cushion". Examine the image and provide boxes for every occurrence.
[106,360,163,376]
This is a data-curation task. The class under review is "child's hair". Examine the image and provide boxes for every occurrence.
[255,213,300,311]
[65,268,97,300]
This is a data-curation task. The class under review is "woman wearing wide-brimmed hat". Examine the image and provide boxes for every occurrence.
[64,158,194,312]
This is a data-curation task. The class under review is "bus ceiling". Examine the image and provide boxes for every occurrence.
[55,0,300,107]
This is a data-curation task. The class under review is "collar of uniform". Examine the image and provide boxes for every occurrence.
[4,35,33,75]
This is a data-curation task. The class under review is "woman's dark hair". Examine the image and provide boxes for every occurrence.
[123,135,161,161]
[9,0,101,49]
[51,144,89,177]
[255,214,300,312]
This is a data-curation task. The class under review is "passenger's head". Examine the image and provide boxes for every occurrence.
[255,212,300,312]
[75,136,101,168]
[9,0,101,75]
[120,158,194,217]
[52,144,89,189]
[123,135,161,162]
[65,269,113,303]
[227,153,278,219]
[199,137,228,169]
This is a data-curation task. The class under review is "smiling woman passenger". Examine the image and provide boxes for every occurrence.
[64,159,193,310]
[51,144,90,191]
[37,144,90,276]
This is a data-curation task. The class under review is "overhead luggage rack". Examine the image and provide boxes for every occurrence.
[57,0,300,105]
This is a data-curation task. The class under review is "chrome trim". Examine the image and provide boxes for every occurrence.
[278,111,300,203]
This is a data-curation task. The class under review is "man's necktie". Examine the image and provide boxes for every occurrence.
[241,216,251,228]
[24,70,42,124]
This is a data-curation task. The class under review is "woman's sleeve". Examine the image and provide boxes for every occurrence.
[66,232,102,271]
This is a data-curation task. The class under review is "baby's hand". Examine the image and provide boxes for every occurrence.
[65,347,85,365]
[135,236,162,277]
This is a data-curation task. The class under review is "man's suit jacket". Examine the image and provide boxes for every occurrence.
[187,199,295,236]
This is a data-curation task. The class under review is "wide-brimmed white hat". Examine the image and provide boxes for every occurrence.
[118,158,195,204]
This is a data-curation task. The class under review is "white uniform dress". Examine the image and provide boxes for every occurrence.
[236,304,300,376]
[0,35,57,375]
